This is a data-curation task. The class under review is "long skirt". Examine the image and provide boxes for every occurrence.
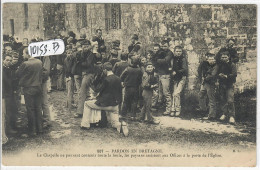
[81,100,120,132]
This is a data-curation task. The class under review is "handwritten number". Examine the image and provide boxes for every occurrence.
[43,44,48,55]
[40,44,44,56]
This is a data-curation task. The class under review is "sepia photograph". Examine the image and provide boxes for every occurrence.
[1,0,257,167]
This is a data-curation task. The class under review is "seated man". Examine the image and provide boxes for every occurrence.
[81,62,128,136]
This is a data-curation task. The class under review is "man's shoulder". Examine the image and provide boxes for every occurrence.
[28,58,42,65]
[107,74,121,82]
[166,49,174,55]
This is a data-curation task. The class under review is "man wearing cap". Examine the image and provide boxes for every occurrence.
[17,38,28,64]
[78,33,86,42]
[216,38,239,64]
[170,46,188,117]
[16,48,44,136]
[3,54,18,135]
[151,42,173,116]
[92,29,105,52]
[74,40,96,118]
[10,51,23,114]
[109,49,120,67]
[128,34,141,57]
[112,40,120,50]
[112,40,121,60]
[121,55,143,121]
[65,31,77,45]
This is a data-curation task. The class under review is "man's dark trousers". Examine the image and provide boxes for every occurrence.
[24,86,43,135]
[121,87,139,118]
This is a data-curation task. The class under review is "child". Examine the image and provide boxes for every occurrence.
[198,53,218,120]
[140,57,147,74]
[121,55,143,121]
[146,50,153,62]
[218,51,237,123]
[141,62,159,124]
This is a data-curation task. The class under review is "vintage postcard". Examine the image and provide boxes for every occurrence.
[1,1,257,168]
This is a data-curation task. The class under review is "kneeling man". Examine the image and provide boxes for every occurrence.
[81,62,128,136]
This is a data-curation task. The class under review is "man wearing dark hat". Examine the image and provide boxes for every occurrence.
[16,48,44,136]
[171,46,188,117]
[215,38,239,64]
[128,34,141,57]
[67,31,77,44]
[121,55,143,121]
[109,49,120,67]
[74,40,96,118]
[78,33,86,41]
[112,53,129,77]
[3,54,18,135]
[92,29,105,52]
[111,40,122,60]
[112,40,121,50]
[17,38,29,64]
[151,41,173,116]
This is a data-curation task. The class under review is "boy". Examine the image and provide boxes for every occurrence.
[121,55,143,120]
[198,52,218,120]
[218,51,237,123]
[140,57,147,74]
[141,62,159,124]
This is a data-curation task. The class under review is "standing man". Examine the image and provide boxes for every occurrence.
[56,53,66,91]
[3,54,18,135]
[151,42,173,116]
[17,38,29,64]
[218,51,237,124]
[74,40,96,118]
[40,55,51,127]
[92,29,105,52]
[171,46,188,117]
[121,56,143,121]
[16,48,43,136]
[128,34,141,58]
[198,53,218,120]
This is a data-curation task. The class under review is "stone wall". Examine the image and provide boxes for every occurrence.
[3,3,44,40]
[79,4,257,95]
[2,4,257,97]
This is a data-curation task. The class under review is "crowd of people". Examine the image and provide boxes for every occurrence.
[2,29,239,143]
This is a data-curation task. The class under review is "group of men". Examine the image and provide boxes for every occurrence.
[2,29,239,142]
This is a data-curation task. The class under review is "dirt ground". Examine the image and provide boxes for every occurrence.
[2,89,256,166]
